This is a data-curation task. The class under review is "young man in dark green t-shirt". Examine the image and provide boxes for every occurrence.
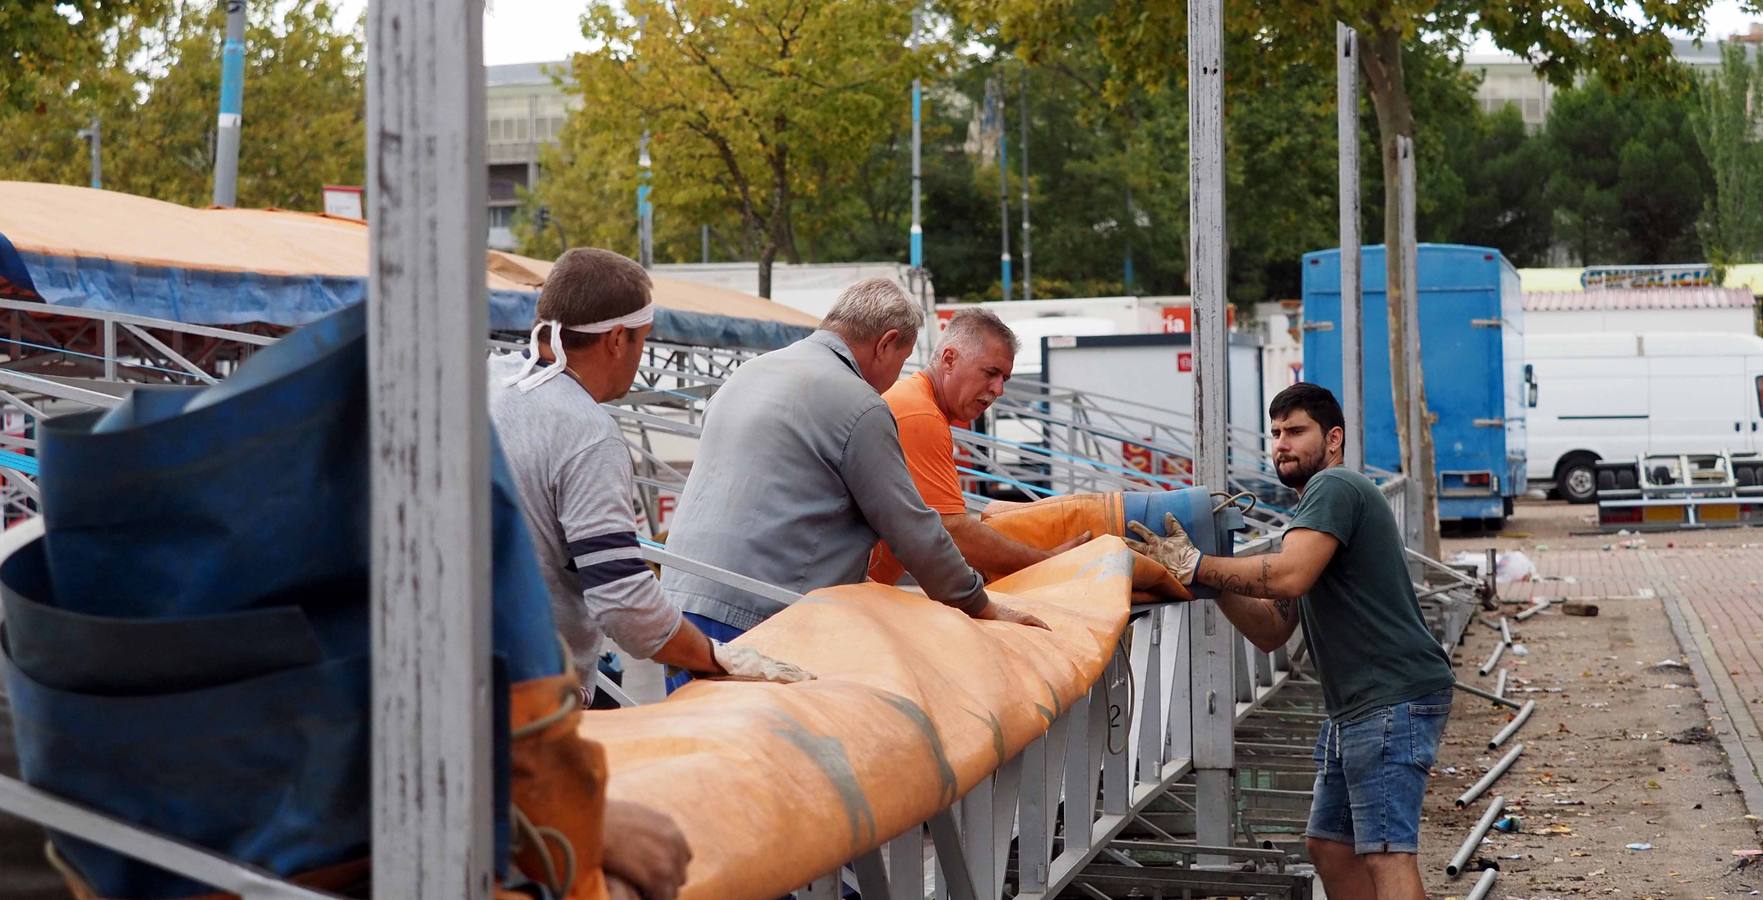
[1128,383,1454,900]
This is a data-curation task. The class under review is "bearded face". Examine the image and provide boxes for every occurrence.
[1270,409,1340,490]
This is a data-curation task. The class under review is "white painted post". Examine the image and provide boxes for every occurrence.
[1187,0,1235,862]
[1337,24,1364,472]
[366,0,494,897]
[1397,136,1425,552]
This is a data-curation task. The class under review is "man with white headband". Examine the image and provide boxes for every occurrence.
[489,248,813,709]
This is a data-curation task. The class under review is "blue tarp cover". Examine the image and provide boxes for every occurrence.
[8,245,812,350]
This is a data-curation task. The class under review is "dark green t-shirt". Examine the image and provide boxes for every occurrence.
[1289,466,1455,722]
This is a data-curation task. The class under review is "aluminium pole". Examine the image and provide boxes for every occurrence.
[1337,23,1363,471]
[1398,136,1425,553]
[1188,0,1235,862]
[1445,795,1505,877]
[211,0,246,207]
[365,0,493,893]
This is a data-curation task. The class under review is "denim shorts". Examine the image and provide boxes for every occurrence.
[1306,688,1452,855]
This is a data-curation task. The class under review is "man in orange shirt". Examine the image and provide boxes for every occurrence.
[870,308,1088,584]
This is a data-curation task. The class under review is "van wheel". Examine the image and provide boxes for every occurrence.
[1557,454,1599,504]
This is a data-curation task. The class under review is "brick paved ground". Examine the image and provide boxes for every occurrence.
[1466,505,1763,818]
[1419,502,1763,896]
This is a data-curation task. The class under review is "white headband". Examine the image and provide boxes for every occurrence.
[504,303,656,392]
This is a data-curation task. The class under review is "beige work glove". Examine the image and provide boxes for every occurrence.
[710,641,816,684]
[1124,512,1203,586]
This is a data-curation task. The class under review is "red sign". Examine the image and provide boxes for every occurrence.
[1160,305,1235,334]
[1122,441,1193,486]
[1177,352,1193,373]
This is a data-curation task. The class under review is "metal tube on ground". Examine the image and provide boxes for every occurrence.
[1478,640,1505,676]
[1488,700,1536,750]
[1465,866,1499,900]
[1479,616,1500,632]
[1445,795,1505,877]
[1456,743,1524,808]
[1499,616,1512,646]
[1455,680,1523,711]
[1515,599,1549,621]
[1493,668,1508,702]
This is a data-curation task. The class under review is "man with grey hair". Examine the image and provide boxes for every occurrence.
[870,308,1089,585]
[661,279,1047,686]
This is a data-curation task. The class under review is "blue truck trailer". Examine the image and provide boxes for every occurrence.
[1301,244,1531,525]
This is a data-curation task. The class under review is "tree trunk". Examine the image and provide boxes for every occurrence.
[1360,27,1441,559]
[758,239,776,299]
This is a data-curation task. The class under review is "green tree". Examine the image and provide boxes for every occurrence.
[1434,104,1552,266]
[1,1,162,108]
[1693,43,1763,266]
[1544,77,1709,265]
[0,0,364,211]
[959,0,1749,556]
[544,0,932,298]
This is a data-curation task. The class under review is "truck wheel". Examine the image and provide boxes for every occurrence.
[1557,455,1599,504]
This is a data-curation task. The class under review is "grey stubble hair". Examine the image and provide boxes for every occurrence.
[820,277,922,344]
[936,307,1020,355]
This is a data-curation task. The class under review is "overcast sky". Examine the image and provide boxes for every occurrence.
[331,1,1761,68]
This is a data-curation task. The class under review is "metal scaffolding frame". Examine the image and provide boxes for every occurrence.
[0,2,1490,896]
[0,285,1491,900]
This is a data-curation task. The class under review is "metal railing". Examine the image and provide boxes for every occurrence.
[0,295,1487,899]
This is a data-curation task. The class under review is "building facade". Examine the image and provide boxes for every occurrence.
[1465,34,1753,131]
[485,61,573,250]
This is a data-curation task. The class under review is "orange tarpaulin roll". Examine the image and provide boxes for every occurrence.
[582,537,1138,900]
[510,673,611,900]
[982,493,1192,602]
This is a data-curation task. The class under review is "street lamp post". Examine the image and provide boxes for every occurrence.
[212,0,246,207]
[75,118,101,189]
[637,134,654,268]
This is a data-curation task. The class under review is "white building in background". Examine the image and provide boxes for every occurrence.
[1523,287,1758,335]
[485,61,574,250]
[1465,35,1751,131]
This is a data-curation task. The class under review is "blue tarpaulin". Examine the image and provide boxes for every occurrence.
[1,304,563,897]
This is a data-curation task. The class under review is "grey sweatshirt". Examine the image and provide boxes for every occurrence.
[662,330,989,630]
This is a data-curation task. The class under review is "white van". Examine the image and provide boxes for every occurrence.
[1527,332,1763,502]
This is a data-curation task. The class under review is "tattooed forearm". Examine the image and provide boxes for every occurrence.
[1196,555,1277,599]
[1273,596,1295,622]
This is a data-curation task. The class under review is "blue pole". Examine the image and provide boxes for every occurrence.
[212,0,246,207]
[910,78,923,269]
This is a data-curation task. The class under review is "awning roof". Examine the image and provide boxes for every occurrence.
[0,181,817,350]
[1524,287,1757,311]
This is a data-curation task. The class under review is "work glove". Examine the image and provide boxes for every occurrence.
[710,641,816,684]
[1125,512,1203,586]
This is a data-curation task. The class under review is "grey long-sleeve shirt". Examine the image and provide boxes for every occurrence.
[488,353,683,679]
[662,330,989,630]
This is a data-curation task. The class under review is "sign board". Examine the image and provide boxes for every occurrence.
[1580,265,1715,291]
[1159,304,1235,333]
[1040,332,1266,459]
[323,185,365,220]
